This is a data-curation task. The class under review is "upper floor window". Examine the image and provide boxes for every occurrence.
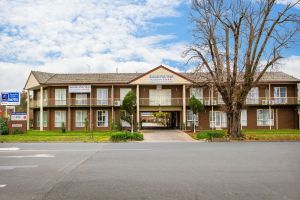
[97,88,108,105]
[76,94,88,105]
[36,90,48,106]
[190,88,203,102]
[217,92,225,104]
[246,87,259,104]
[120,88,131,104]
[55,89,66,105]
[274,87,287,104]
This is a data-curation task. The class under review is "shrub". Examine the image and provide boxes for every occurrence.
[61,122,66,133]
[13,128,23,134]
[196,130,225,140]
[0,118,8,135]
[110,132,144,142]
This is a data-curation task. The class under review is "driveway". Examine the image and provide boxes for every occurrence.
[141,129,194,142]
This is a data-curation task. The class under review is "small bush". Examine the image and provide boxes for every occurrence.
[110,132,144,142]
[13,128,24,134]
[61,122,66,133]
[0,118,8,135]
[196,130,225,140]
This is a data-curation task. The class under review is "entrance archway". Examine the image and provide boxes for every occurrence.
[140,111,180,129]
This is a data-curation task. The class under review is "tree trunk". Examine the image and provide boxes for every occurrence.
[131,114,134,133]
[193,114,196,133]
[227,110,242,138]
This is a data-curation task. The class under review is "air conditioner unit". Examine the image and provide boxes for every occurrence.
[114,100,121,106]
[262,100,269,105]
[204,100,210,106]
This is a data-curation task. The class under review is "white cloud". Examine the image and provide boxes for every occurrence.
[277,56,300,79]
[0,0,187,91]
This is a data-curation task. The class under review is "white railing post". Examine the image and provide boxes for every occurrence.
[39,86,43,131]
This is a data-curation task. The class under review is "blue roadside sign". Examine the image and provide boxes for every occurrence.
[0,92,21,105]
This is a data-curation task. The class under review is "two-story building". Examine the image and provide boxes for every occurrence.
[24,65,300,131]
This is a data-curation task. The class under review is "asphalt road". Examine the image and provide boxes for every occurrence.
[0,142,299,200]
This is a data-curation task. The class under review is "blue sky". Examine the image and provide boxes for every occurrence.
[0,0,299,91]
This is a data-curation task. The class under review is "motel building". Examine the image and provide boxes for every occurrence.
[24,65,300,131]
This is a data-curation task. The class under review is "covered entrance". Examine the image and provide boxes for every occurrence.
[140,111,180,129]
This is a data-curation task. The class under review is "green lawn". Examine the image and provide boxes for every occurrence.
[0,130,128,142]
[242,129,300,141]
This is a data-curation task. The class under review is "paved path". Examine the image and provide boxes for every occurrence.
[141,129,195,142]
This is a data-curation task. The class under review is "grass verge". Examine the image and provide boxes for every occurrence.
[0,130,142,142]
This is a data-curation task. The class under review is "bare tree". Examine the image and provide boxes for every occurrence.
[186,0,300,138]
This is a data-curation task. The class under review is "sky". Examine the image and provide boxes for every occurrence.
[0,0,299,92]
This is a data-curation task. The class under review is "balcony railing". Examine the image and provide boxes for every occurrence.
[29,97,300,108]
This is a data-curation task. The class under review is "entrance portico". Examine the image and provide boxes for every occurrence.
[129,66,193,130]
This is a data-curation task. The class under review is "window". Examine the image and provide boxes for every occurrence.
[246,87,259,104]
[190,88,203,102]
[55,89,66,105]
[274,87,287,104]
[36,90,48,106]
[75,94,88,105]
[76,110,87,127]
[97,110,108,127]
[217,92,224,104]
[149,89,171,106]
[209,111,227,128]
[36,111,48,127]
[120,88,131,104]
[97,88,108,105]
[257,109,274,126]
[241,109,247,126]
[187,110,199,122]
[54,111,66,128]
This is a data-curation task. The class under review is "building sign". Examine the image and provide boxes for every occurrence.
[68,85,91,93]
[12,124,23,128]
[11,112,27,121]
[0,92,20,105]
[149,74,174,83]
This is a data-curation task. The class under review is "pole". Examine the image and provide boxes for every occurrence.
[131,114,134,133]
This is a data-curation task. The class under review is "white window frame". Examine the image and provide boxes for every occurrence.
[209,111,227,128]
[55,89,67,105]
[97,88,109,105]
[120,88,132,104]
[246,87,259,104]
[149,89,171,106]
[76,110,87,128]
[190,88,203,102]
[274,87,287,104]
[241,109,247,127]
[54,110,66,128]
[96,110,108,127]
[75,93,88,105]
[36,111,48,127]
[217,92,225,104]
[257,109,274,126]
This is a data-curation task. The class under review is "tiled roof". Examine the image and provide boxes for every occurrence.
[31,70,299,85]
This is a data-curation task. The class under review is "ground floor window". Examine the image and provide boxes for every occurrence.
[37,111,48,127]
[76,110,87,127]
[55,110,66,128]
[241,109,247,127]
[187,110,198,127]
[209,111,227,128]
[257,109,274,126]
[97,110,108,127]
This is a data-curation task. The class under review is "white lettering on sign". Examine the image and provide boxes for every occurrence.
[12,124,22,128]
[68,85,91,93]
[149,74,174,83]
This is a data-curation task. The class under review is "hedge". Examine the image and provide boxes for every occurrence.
[110,132,144,142]
[196,130,226,140]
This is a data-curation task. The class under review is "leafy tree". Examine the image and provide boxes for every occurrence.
[121,91,136,133]
[153,112,169,127]
[189,95,204,133]
[84,118,89,132]
[186,0,300,138]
